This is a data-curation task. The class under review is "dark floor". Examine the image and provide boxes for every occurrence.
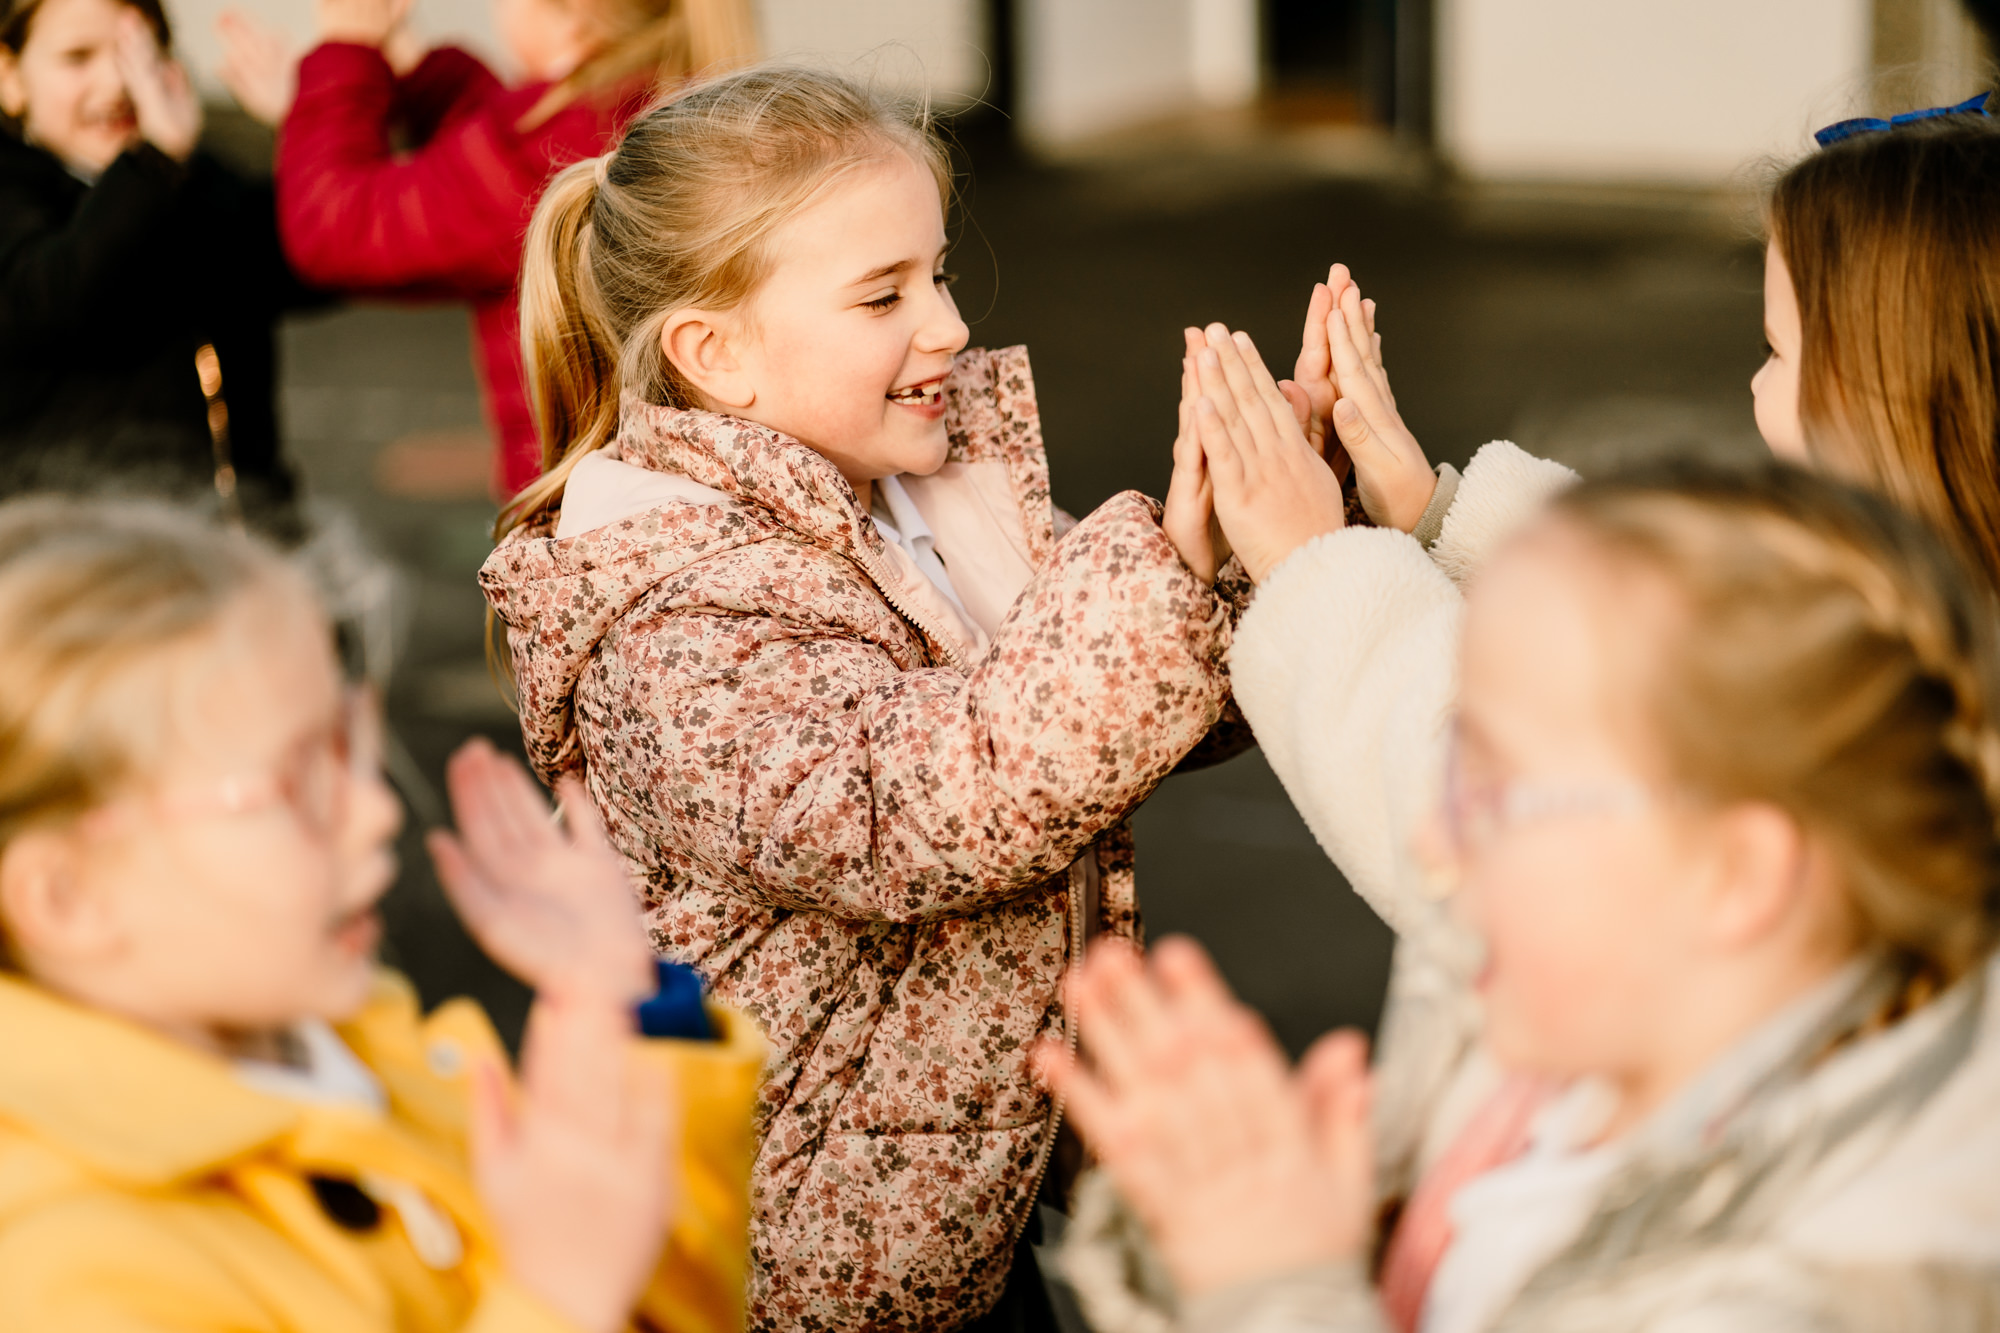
[276,124,1769,1061]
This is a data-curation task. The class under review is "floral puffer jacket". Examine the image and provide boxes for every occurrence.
[480,347,1248,1330]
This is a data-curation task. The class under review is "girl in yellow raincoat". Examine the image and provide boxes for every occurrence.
[0,497,764,1333]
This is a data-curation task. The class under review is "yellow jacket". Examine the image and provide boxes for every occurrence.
[0,970,765,1333]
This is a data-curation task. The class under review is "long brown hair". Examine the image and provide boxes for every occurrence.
[1767,113,2000,588]
[523,0,754,125]
[1554,462,2000,993]
[499,63,951,537]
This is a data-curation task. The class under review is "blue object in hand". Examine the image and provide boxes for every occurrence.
[635,958,714,1041]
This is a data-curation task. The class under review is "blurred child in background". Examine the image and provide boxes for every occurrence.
[0,498,763,1333]
[0,0,315,533]
[1049,460,2000,1332]
[219,0,754,497]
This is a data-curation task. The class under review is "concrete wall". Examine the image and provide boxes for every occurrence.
[1014,0,1258,147]
[1437,0,1873,183]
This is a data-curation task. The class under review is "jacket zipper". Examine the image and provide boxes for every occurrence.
[852,539,968,674]
[1008,854,1085,1249]
[853,524,1069,1249]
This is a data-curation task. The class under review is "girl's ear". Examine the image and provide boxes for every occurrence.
[1700,801,1822,952]
[661,310,756,411]
[0,829,123,968]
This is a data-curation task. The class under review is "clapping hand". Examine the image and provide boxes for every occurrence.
[1185,323,1349,582]
[430,740,676,1333]
[315,0,414,51]
[1035,938,1375,1300]
[1162,327,1232,585]
[427,739,657,1007]
[1316,267,1438,533]
[112,11,200,162]
[216,12,297,127]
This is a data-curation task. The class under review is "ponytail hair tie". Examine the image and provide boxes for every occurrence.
[593,153,613,188]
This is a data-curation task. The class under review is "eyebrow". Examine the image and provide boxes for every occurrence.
[851,258,918,287]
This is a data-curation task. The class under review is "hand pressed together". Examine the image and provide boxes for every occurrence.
[1161,326,1232,584]
[1315,266,1438,533]
[1186,323,1349,582]
[1035,937,1375,1300]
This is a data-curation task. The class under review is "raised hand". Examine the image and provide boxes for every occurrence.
[1187,323,1348,582]
[1162,327,1230,584]
[1034,937,1374,1300]
[1277,273,1339,465]
[426,739,656,1008]
[112,11,200,162]
[216,11,297,127]
[315,0,413,50]
[1322,276,1438,533]
[472,990,677,1333]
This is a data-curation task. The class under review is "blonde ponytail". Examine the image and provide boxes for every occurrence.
[501,159,623,537]
[498,64,952,538]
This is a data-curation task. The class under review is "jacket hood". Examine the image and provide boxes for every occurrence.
[480,345,1050,783]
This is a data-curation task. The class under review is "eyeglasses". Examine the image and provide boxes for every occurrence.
[1814,91,1990,148]
[94,687,385,841]
[1441,722,1650,857]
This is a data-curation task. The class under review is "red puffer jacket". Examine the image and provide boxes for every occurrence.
[275,43,648,496]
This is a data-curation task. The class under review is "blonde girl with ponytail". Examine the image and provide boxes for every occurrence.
[480,63,1251,1333]
[225,0,754,496]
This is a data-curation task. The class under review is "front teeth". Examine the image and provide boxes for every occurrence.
[888,382,943,406]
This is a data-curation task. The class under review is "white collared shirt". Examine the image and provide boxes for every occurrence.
[871,474,977,630]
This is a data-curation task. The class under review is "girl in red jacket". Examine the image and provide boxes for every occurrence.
[221,0,753,497]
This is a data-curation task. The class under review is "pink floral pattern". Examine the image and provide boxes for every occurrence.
[480,347,1240,1329]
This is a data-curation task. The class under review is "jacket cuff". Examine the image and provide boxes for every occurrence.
[1408,463,1460,550]
[1429,441,1577,587]
[1178,1260,1387,1333]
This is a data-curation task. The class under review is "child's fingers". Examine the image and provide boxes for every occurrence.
[1200,331,1280,457]
[1337,286,1378,390]
[1295,282,1334,381]
[1278,380,1312,437]
[1193,397,1250,498]
[552,774,612,854]
[1193,347,1261,469]
[1229,331,1309,444]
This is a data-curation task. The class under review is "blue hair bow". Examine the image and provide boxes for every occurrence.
[1814,91,1992,147]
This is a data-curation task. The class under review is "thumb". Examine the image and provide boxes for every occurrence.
[1298,1030,1371,1165]
[1278,379,1311,435]
[1330,398,1380,462]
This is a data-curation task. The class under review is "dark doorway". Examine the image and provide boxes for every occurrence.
[1264,0,1428,136]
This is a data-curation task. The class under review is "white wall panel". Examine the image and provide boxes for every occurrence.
[1438,0,1871,183]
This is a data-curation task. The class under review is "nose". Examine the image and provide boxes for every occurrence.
[918,279,970,358]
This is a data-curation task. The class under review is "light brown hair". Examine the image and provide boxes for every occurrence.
[0,498,307,854]
[1767,113,2000,589]
[500,63,952,536]
[524,0,754,126]
[1554,462,2000,993]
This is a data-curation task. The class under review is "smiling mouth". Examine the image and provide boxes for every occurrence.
[887,378,945,407]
